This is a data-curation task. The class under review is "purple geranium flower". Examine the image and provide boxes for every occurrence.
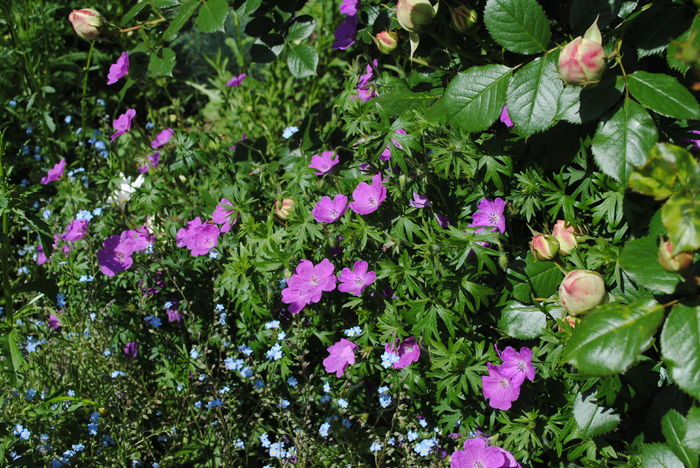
[211,198,237,233]
[97,234,134,277]
[151,128,174,149]
[482,363,520,410]
[356,60,378,102]
[309,151,339,175]
[349,173,387,215]
[450,437,507,468]
[281,258,336,314]
[48,313,61,331]
[111,108,136,142]
[410,192,431,208]
[496,346,535,387]
[40,158,66,185]
[36,244,47,265]
[340,0,360,15]
[176,217,220,257]
[62,219,89,242]
[107,51,129,85]
[385,336,420,369]
[313,194,348,224]
[226,73,247,87]
[124,342,139,358]
[337,260,376,296]
[499,106,514,128]
[323,338,357,378]
[138,151,160,173]
[469,198,506,234]
[332,15,358,51]
[380,129,407,161]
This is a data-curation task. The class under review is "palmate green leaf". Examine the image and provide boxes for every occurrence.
[483,0,551,54]
[628,71,700,120]
[195,0,229,33]
[662,193,700,254]
[506,53,563,136]
[662,409,699,468]
[498,302,547,339]
[429,65,511,133]
[661,304,700,400]
[286,43,318,78]
[148,47,176,77]
[562,298,665,375]
[591,98,658,183]
[573,392,620,438]
[620,236,683,294]
[686,407,700,452]
[639,443,685,468]
[162,0,200,41]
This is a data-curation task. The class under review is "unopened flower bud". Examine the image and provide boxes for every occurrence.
[658,239,694,272]
[559,270,608,315]
[274,198,295,220]
[68,9,104,41]
[558,19,606,86]
[373,31,399,54]
[397,0,437,33]
[451,6,478,34]
[551,220,577,256]
[530,234,559,260]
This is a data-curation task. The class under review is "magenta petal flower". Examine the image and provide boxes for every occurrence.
[281,258,336,314]
[176,217,220,257]
[111,108,136,142]
[482,362,520,410]
[36,244,47,265]
[309,151,340,175]
[356,60,378,102]
[107,51,129,85]
[499,106,514,128]
[211,198,237,233]
[380,129,407,161]
[340,0,360,15]
[323,338,357,378]
[313,194,348,224]
[349,173,387,215]
[225,72,247,87]
[469,197,506,234]
[450,437,506,468]
[40,158,66,185]
[332,15,358,50]
[385,336,420,369]
[337,260,376,296]
[150,128,174,149]
[97,234,134,277]
[62,219,89,242]
[119,226,153,255]
[124,342,139,358]
[410,192,431,208]
[496,346,535,387]
[48,313,61,330]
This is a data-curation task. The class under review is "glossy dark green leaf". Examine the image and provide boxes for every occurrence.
[662,193,700,254]
[620,236,683,294]
[573,392,620,437]
[483,0,551,54]
[563,299,665,375]
[511,257,563,303]
[498,302,547,339]
[639,443,685,468]
[286,43,318,78]
[662,409,698,468]
[286,16,315,41]
[556,76,623,124]
[147,48,176,78]
[661,304,700,400]
[628,71,700,120]
[162,0,199,41]
[686,407,700,452]
[195,0,229,33]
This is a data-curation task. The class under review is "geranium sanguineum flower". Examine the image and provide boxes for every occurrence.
[62,219,89,242]
[410,192,431,208]
[107,52,129,85]
[350,173,387,215]
[313,194,347,224]
[469,197,506,234]
[211,198,237,233]
[450,437,507,468]
[380,129,407,161]
[150,128,174,149]
[340,0,360,15]
[481,362,520,410]
[124,342,138,358]
[40,158,66,185]
[281,258,336,314]
[499,106,514,127]
[332,14,358,50]
[110,109,136,142]
[308,151,339,175]
[356,60,378,102]
[226,73,247,87]
[176,217,220,257]
[337,260,376,296]
[323,338,357,378]
[97,226,153,277]
[384,337,420,369]
[496,346,535,387]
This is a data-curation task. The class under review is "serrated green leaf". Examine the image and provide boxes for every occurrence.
[286,16,315,41]
[685,407,700,452]
[573,392,621,437]
[662,409,698,468]
[163,0,199,42]
[620,236,683,294]
[286,43,318,78]
[506,54,562,136]
[563,298,665,375]
[628,71,700,120]
[626,4,690,58]
[591,98,658,183]
[511,257,563,303]
[640,443,685,468]
[556,76,623,124]
[498,302,547,339]
[661,304,700,400]
[147,47,176,78]
[662,193,700,254]
[483,0,551,54]
[195,0,229,33]
[429,64,511,133]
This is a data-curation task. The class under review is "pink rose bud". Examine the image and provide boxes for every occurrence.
[558,19,606,86]
[373,31,399,54]
[530,234,560,260]
[551,220,577,256]
[397,0,437,33]
[658,239,694,273]
[68,8,104,41]
[451,6,478,34]
[274,198,295,220]
[559,270,608,315]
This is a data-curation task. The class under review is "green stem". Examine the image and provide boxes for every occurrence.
[0,135,12,325]
[81,40,96,154]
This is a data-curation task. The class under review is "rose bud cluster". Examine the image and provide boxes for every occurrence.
[558,19,606,86]
[559,269,608,315]
[530,220,578,260]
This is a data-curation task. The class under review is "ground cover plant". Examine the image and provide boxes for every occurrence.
[0,0,699,466]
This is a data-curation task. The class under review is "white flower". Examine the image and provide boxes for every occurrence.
[107,173,145,206]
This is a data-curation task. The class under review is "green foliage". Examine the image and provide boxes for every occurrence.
[661,304,700,400]
[483,0,551,54]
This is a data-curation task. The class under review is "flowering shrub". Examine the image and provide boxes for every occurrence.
[0,0,699,466]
